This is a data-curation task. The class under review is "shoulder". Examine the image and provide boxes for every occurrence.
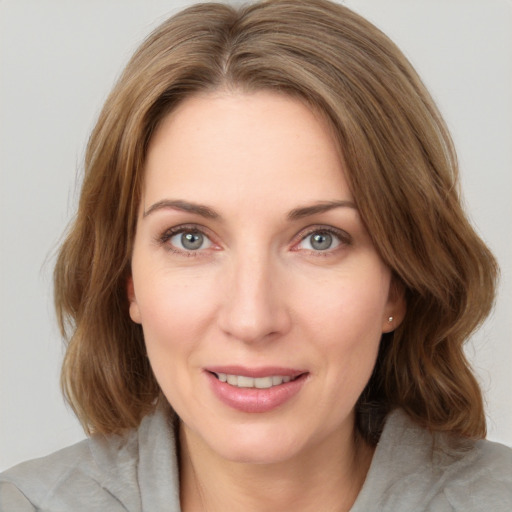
[0,407,180,512]
[469,435,512,486]
[354,409,512,512]
[0,434,138,511]
[430,430,512,510]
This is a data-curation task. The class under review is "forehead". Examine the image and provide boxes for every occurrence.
[143,90,352,212]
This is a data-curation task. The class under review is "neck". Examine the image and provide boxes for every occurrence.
[178,420,374,512]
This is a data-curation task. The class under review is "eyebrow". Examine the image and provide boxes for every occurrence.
[287,200,357,220]
[142,198,357,220]
[143,199,219,219]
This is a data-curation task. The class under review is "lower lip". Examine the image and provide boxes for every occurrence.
[206,372,307,413]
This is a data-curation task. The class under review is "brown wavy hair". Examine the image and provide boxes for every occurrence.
[55,0,498,442]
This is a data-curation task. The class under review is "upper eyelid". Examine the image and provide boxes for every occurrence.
[294,225,351,242]
[158,223,216,246]
[161,223,213,237]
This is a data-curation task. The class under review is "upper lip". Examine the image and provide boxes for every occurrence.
[205,366,307,378]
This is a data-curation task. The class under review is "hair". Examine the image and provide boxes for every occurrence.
[55,0,498,443]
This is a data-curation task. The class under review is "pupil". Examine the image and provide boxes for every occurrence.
[181,232,203,250]
[311,232,332,250]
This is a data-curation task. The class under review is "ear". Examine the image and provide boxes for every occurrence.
[127,275,142,324]
[382,278,406,333]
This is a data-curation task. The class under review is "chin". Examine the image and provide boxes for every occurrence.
[201,422,310,465]
[218,442,300,466]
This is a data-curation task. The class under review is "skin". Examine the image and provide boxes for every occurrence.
[128,90,405,511]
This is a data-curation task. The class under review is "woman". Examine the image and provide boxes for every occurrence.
[1,0,511,510]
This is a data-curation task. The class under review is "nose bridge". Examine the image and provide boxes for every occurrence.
[219,242,288,343]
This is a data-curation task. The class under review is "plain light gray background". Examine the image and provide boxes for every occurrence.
[1,0,511,471]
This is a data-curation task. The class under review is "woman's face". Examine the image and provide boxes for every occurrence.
[129,90,403,464]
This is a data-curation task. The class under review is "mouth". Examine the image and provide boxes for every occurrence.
[205,367,308,413]
[209,372,304,389]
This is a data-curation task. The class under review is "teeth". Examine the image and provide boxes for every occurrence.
[237,375,255,388]
[255,377,273,389]
[215,373,296,389]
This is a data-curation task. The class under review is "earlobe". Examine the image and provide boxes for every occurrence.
[127,275,142,324]
[382,278,406,333]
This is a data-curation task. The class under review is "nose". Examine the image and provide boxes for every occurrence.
[217,249,291,344]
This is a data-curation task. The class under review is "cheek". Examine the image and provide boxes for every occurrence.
[133,268,220,405]
[299,268,390,338]
[296,264,390,377]
[133,267,219,354]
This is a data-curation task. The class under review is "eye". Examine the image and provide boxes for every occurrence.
[296,228,347,252]
[161,227,213,253]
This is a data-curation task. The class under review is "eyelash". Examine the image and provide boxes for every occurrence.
[156,224,351,257]
[293,226,352,256]
[157,224,214,257]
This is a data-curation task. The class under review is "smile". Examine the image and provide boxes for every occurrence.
[206,369,308,413]
[213,373,295,389]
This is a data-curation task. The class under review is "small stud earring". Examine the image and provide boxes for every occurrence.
[388,316,394,323]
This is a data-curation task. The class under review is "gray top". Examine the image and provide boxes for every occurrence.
[1,408,511,511]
